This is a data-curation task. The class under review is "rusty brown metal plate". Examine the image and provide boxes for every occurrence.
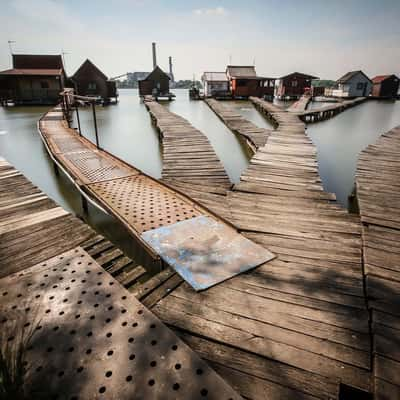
[87,175,203,233]
[141,216,275,291]
[0,248,242,400]
[46,135,90,154]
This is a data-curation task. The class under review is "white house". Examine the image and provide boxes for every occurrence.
[201,72,229,97]
[331,70,372,98]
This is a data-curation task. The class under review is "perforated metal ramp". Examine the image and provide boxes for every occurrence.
[0,248,242,400]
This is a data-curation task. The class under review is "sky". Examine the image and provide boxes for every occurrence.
[0,0,399,80]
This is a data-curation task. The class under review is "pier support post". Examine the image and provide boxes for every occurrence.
[53,162,59,176]
[75,104,82,136]
[81,195,89,215]
[91,102,100,149]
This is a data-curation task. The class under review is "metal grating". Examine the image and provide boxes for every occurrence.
[47,135,90,154]
[0,248,242,400]
[142,216,275,291]
[61,151,138,184]
[87,175,204,233]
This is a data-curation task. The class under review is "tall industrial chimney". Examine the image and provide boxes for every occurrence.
[169,56,174,83]
[152,42,157,69]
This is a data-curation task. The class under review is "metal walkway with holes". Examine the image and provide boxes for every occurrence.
[38,105,273,290]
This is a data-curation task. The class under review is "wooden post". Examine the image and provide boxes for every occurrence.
[91,101,100,149]
[81,195,89,214]
[53,162,59,176]
[75,104,82,136]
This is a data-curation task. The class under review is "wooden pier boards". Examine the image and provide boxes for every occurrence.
[149,97,373,399]
[144,99,231,187]
[205,98,271,152]
[38,106,275,291]
[356,125,400,399]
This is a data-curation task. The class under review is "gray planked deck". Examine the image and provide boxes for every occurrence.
[356,125,400,399]
[148,97,372,399]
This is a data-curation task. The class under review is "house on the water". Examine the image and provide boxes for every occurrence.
[226,65,275,99]
[201,72,229,97]
[331,70,372,98]
[138,66,174,100]
[71,59,118,104]
[276,72,318,100]
[0,54,66,105]
[371,74,400,98]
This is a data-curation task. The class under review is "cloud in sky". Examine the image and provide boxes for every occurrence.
[193,7,227,16]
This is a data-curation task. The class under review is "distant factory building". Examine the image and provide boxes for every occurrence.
[0,54,66,105]
[201,72,229,97]
[71,59,118,103]
[331,71,372,98]
[371,74,400,98]
[276,72,318,100]
[226,65,275,99]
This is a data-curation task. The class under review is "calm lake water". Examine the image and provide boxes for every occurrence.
[0,89,399,259]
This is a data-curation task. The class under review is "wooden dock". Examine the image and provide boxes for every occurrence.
[144,99,233,222]
[0,158,166,297]
[356,125,400,399]
[148,97,372,399]
[297,97,367,123]
[0,159,243,400]
[205,98,271,153]
[287,94,312,112]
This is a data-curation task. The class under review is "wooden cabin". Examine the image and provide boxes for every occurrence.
[0,54,66,105]
[226,66,275,99]
[331,70,372,98]
[371,75,400,98]
[138,66,173,99]
[276,72,318,99]
[71,59,118,103]
[201,72,229,97]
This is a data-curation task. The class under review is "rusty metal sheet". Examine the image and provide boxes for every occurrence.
[87,175,203,233]
[0,248,242,400]
[141,216,275,291]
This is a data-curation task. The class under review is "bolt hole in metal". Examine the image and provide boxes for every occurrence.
[0,248,241,399]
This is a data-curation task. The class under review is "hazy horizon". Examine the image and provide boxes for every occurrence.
[1,0,399,81]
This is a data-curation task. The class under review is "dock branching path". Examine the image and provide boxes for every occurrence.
[147,97,372,399]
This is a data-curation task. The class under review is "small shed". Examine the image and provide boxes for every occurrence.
[138,66,171,98]
[226,65,275,99]
[371,75,399,98]
[201,72,229,97]
[276,72,318,99]
[72,59,118,103]
[332,71,372,98]
[0,54,66,105]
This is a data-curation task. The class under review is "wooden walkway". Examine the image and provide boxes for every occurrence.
[144,99,234,222]
[356,125,400,399]
[297,97,367,123]
[145,99,231,187]
[38,106,237,258]
[287,94,311,112]
[148,97,372,399]
[0,159,242,400]
[205,98,271,153]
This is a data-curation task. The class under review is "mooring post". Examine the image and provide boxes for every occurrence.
[53,161,59,176]
[75,104,82,136]
[81,194,89,214]
[91,101,100,149]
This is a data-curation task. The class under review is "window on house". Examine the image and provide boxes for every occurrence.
[40,81,49,89]
[237,80,246,87]
[88,82,97,90]
[292,80,298,87]
[356,82,364,90]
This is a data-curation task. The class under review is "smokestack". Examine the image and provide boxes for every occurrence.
[152,42,157,69]
[169,56,174,83]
